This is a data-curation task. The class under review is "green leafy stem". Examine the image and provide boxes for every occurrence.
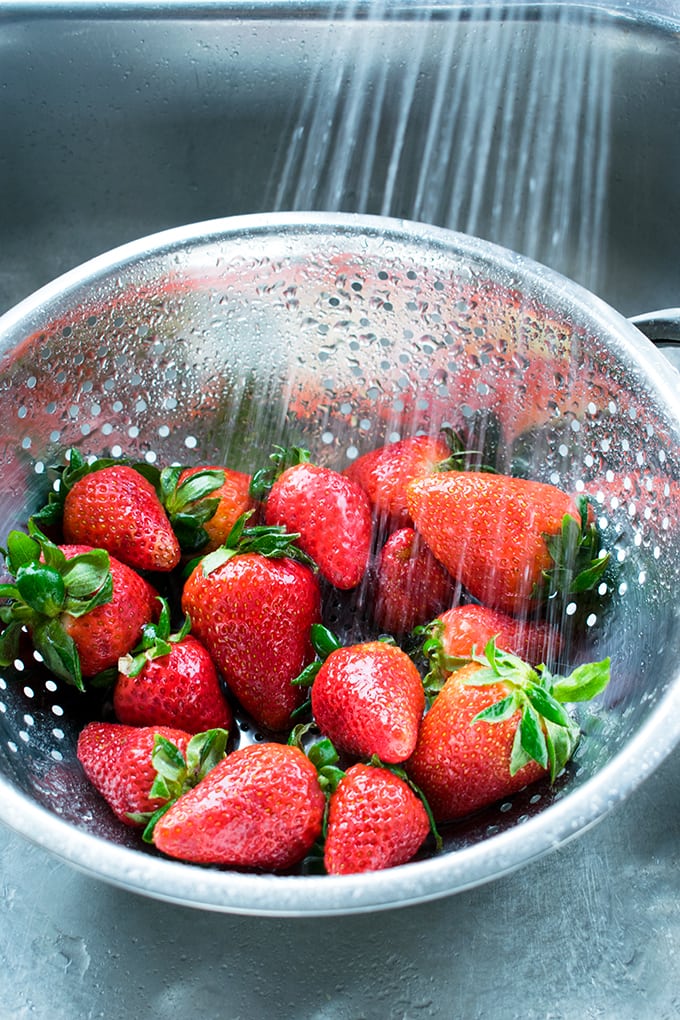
[465,638,611,781]
[0,522,113,690]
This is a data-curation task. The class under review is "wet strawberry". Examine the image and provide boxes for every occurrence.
[114,598,233,733]
[77,722,227,829]
[407,470,609,616]
[252,446,372,590]
[181,516,321,732]
[34,449,181,572]
[310,638,425,763]
[153,742,325,870]
[371,527,458,636]
[344,433,453,530]
[425,603,563,676]
[0,528,158,688]
[323,762,431,875]
[406,641,610,821]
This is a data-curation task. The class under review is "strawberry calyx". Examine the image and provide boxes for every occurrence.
[415,618,472,704]
[286,727,343,871]
[288,625,345,722]
[0,523,112,690]
[465,638,611,780]
[118,596,191,679]
[291,624,342,689]
[195,511,316,578]
[539,496,610,602]
[155,465,226,553]
[301,731,347,795]
[249,445,311,501]
[128,727,229,842]
[434,426,496,474]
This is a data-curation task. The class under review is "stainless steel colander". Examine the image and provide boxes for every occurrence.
[0,212,678,916]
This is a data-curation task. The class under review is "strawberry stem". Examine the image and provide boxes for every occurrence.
[290,624,342,691]
[540,497,610,602]
[249,445,311,501]
[414,618,473,704]
[465,639,610,780]
[158,466,226,553]
[0,524,113,690]
[132,727,229,842]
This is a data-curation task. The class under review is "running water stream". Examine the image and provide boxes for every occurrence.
[268,1,614,294]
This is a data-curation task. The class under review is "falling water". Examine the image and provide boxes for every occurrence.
[267,0,614,296]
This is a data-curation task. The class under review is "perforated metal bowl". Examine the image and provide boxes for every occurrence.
[0,212,678,916]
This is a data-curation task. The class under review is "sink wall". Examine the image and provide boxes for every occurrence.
[1,4,679,320]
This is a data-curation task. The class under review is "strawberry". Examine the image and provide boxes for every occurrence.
[152,742,325,870]
[371,527,458,636]
[113,598,233,733]
[406,640,610,821]
[159,464,256,554]
[181,515,322,732]
[33,449,181,572]
[322,761,432,875]
[344,428,486,532]
[0,527,158,688]
[307,635,425,763]
[344,433,452,531]
[407,471,609,616]
[252,446,372,590]
[421,604,563,688]
[77,721,228,828]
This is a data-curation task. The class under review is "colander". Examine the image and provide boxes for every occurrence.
[0,212,678,917]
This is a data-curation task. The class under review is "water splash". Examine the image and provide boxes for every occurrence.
[269,1,614,294]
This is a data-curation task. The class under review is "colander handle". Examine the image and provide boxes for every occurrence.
[629,308,680,347]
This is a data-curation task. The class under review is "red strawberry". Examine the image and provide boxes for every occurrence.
[159,464,257,555]
[430,604,563,670]
[406,641,610,821]
[61,546,160,678]
[407,471,609,616]
[371,527,458,636]
[153,742,325,870]
[344,433,452,530]
[34,449,181,572]
[253,447,372,590]
[323,762,431,875]
[77,721,216,826]
[310,639,425,763]
[113,598,233,733]
[181,518,322,732]
[0,528,158,688]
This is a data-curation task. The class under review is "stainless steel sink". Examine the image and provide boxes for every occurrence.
[1,1,679,321]
[2,3,680,1016]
